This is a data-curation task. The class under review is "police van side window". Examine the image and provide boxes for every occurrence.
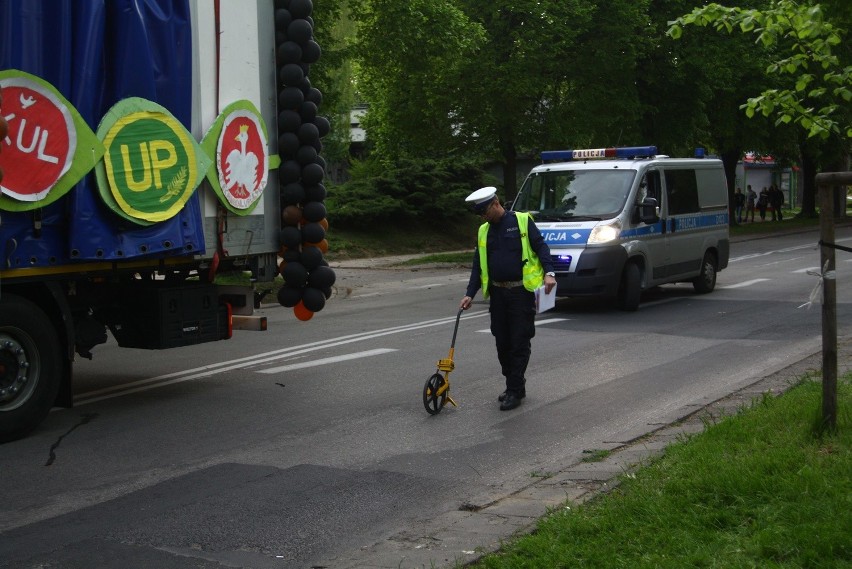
[637,170,660,202]
[664,169,700,215]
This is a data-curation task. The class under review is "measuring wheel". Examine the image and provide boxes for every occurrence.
[423,372,448,415]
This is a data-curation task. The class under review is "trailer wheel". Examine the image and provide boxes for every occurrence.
[0,295,62,443]
[616,262,641,312]
[692,251,718,294]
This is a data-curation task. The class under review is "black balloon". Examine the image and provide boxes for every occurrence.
[283,248,301,262]
[287,19,312,44]
[277,109,301,132]
[281,181,306,205]
[277,41,302,64]
[301,163,324,185]
[306,87,323,106]
[300,245,323,269]
[296,144,318,165]
[278,87,304,110]
[301,222,325,243]
[304,183,326,202]
[308,265,336,288]
[274,9,292,30]
[279,63,304,86]
[289,0,313,19]
[301,286,326,312]
[278,132,300,155]
[299,101,318,123]
[279,226,302,248]
[314,116,330,137]
[303,201,326,223]
[279,160,301,183]
[302,40,321,64]
[277,285,302,308]
[282,261,308,287]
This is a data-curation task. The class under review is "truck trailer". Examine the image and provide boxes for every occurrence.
[0,0,331,441]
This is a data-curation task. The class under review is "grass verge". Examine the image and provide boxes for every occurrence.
[474,375,851,568]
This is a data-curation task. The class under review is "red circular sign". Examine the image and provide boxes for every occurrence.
[0,78,75,202]
[216,110,268,210]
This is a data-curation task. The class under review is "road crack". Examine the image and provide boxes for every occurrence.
[45,412,98,466]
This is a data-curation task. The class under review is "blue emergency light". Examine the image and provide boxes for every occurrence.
[541,145,658,162]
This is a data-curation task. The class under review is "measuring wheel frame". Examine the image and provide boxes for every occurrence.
[422,309,463,415]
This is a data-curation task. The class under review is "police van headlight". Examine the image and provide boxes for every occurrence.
[588,222,620,244]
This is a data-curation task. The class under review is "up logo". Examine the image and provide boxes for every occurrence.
[98,98,211,224]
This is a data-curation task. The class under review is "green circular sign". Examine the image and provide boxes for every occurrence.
[102,110,199,223]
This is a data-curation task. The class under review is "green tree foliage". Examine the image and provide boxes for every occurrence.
[308,0,353,165]
[351,0,482,161]
[669,1,852,143]
[638,1,789,223]
[352,0,652,201]
[669,0,851,217]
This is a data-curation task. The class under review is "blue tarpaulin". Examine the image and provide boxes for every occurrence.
[0,0,206,266]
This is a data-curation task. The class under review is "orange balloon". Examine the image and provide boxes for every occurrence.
[278,259,287,274]
[308,239,329,253]
[319,218,329,230]
[294,301,314,321]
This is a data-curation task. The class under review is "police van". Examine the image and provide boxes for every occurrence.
[510,145,729,311]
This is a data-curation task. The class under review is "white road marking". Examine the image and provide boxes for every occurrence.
[477,318,568,333]
[259,348,397,374]
[720,278,771,289]
[72,311,490,406]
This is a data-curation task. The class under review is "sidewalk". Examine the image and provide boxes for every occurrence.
[321,336,851,569]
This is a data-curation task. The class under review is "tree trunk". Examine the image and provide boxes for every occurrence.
[501,140,518,203]
[720,148,742,226]
[799,145,818,217]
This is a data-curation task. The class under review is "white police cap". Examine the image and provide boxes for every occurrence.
[465,186,497,205]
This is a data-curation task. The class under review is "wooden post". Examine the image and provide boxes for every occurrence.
[815,171,852,432]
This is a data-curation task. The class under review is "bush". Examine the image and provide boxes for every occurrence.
[326,156,498,227]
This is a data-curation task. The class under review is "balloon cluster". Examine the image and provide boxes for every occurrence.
[273,0,335,321]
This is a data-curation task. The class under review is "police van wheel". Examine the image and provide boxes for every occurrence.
[616,262,641,312]
[692,252,718,294]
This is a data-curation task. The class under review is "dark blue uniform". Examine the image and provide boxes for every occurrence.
[466,211,554,398]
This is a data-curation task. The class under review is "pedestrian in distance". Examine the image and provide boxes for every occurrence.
[745,185,757,222]
[734,187,745,223]
[758,186,770,221]
[769,184,784,221]
[459,187,557,411]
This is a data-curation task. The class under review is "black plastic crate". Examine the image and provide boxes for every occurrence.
[110,282,229,349]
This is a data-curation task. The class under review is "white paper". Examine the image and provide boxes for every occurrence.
[535,284,557,313]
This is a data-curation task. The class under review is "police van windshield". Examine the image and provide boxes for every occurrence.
[513,170,636,221]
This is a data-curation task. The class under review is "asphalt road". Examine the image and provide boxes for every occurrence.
[1,225,850,568]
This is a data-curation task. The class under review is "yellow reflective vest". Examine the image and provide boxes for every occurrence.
[477,211,544,299]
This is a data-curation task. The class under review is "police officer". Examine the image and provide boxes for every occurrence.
[459,187,556,410]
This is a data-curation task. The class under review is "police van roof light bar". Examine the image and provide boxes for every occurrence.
[541,145,657,162]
